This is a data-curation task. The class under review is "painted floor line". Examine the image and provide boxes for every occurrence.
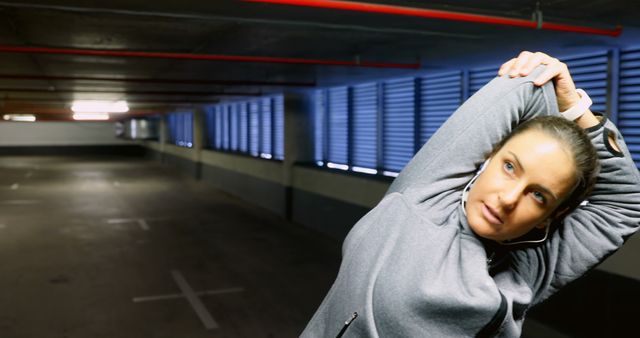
[10,183,19,190]
[132,287,244,303]
[137,219,150,231]
[1,200,40,205]
[171,270,219,330]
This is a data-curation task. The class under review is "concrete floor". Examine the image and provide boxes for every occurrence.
[0,156,341,338]
[0,155,573,338]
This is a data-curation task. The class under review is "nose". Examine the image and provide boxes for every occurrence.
[499,182,524,211]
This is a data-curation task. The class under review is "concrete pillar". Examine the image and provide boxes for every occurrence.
[192,107,206,179]
[283,91,315,219]
[158,114,169,163]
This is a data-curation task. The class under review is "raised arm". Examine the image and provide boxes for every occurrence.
[501,52,640,303]
[386,65,559,198]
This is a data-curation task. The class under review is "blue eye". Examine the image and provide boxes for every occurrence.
[532,191,546,204]
[503,162,515,173]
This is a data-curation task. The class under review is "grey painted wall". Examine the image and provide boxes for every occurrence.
[0,122,133,146]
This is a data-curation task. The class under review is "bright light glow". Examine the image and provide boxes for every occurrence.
[3,114,36,122]
[316,161,324,166]
[260,153,273,159]
[383,171,399,177]
[352,166,377,175]
[71,100,129,113]
[327,162,349,170]
[73,113,110,121]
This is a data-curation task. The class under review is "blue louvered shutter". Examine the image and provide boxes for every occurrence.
[249,101,260,156]
[419,71,463,145]
[274,95,285,160]
[314,90,325,164]
[261,98,273,157]
[619,48,640,168]
[204,107,213,148]
[185,112,193,147]
[214,107,222,149]
[563,51,609,113]
[177,113,185,146]
[328,87,349,165]
[383,78,415,172]
[352,83,378,169]
[221,106,230,150]
[239,103,249,153]
[167,114,177,144]
[229,104,239,151]
[468,66,499,97]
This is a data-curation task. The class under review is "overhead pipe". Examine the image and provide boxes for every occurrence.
[0,45,420,69]
[2,98,219,104]
[0,73,316,87]
[244,0,622,37]
[0,87,262,96]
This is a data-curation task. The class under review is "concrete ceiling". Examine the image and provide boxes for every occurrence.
[0,0,638,121]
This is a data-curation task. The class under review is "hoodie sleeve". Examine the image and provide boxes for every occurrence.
[511,118,640,305]
[386,66,559,199]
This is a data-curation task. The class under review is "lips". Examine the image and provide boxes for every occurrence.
[482,203,503,225]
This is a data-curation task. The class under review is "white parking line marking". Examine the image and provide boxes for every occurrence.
[1,200,40,205]
[132,287,244,303]
[171,270,219,330]
[10,183,19,190]
[137,219,150,231]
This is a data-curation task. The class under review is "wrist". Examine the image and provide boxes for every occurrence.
[559,89,592,121]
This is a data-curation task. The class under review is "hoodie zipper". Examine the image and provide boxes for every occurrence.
[335,312,358,338]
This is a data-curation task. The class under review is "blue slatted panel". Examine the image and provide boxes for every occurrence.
[618,48,640,168]
[261,98,273,157]
[214,107,223,149]
[230,103,239,151]
[383,78,415,172]
[352,83,378,169]
[167,112,193,148]
[328,87,349,165]
[314,90,325,164]
[563,51,609,113]
[239,102,249,152]
[469,66,499,97]
[204,107,216,148]
[167,114,177,144]
[249,101,260,156]
[419,71,462,145]
[221,105,230,150]
[274,95,285,160]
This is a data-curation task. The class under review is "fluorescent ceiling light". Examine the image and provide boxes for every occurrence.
[3,114,36,122]
[71,100,129,113]
[73,113,110,121]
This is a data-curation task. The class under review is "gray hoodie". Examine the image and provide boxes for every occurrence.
[301,66,640,337]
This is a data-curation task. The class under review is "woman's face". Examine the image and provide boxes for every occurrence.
[465,129,577,242]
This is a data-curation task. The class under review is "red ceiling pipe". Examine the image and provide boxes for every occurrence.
[0,45,420,69]
[0,73,316,87]
[0,87,262,96]
[245,0,622,37]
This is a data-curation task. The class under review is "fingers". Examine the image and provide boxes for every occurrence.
[498,51,557,80]
[498,58,516,76]
[532,61,565,86]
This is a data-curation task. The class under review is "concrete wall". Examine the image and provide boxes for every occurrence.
[0,121,132,146]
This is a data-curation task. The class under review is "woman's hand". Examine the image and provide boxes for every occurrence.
[498,51,601,130]
[498,51,580,112]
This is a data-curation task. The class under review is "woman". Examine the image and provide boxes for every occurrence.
[301,51,640,337]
